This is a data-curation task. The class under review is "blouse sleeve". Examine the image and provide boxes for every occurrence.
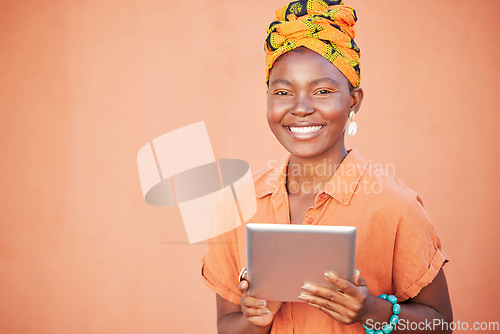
[201,229,243,305]
[200,192,245,305]
[392,192,449,302]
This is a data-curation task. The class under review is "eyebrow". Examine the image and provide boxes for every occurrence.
[310,77,339,86]
[269,77,339,87]
[269,79,293,87]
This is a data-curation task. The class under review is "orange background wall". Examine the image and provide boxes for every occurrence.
[0,1,499,333]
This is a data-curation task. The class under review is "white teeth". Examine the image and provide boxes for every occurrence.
[289,125,323,133]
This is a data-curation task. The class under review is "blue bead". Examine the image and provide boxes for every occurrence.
[393,303,401,315]
[366,329,374,334]
[387,295,398,304]
[378,294,388,299]
[382,324,394,334]
[375,330,383,334]
[362,324,367,329]
[390,314,399,325]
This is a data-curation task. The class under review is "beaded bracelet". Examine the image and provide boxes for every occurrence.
[362,294,401,334]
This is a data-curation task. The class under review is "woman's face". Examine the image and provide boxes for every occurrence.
[267,47,362,159]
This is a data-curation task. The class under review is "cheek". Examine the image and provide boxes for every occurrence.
[267,109,281,126]
[266,97,285,125]
[328,110,348,123]
[319,100,350,123]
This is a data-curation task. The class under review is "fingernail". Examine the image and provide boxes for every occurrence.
[298,294,309,301]
[261,309,269,314]
[258,300,266,307]
[324,272,334,279]
[301,285,313,293]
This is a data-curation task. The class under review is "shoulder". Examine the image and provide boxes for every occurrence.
[251,163,282,198]
[357,159,427,218]
[252,166,275,183]
[354,158,440,246]
[366,163,422,199]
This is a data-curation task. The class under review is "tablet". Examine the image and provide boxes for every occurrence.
[246,223,356,302]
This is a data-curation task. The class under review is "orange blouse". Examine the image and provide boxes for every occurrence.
[201,148,448,334]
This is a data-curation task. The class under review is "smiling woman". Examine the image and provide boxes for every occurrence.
[201,1,452,333]
[267,47,363,161]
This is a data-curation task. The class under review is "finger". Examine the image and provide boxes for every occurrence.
[356,275,367,287]
[354,269,361,285]
[299,293,345,316]
[241,295,268,309]
[301,284,346,303]
[311,305,356,325]
[300,294,356,325]
[324,272,360,298]
[306,302,348,324]
[238,280,248,294]
[242,305,270,317]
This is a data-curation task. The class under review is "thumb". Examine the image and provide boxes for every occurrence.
[353,269,362,285]
[356,275,368,286]
[238,280,249,294]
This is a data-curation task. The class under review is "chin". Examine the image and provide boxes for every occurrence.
[286,144,328,159]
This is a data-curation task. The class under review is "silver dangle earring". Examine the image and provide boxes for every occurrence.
[347,111,357,136]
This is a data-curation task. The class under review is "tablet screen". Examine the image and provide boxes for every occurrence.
[246,223,356,302]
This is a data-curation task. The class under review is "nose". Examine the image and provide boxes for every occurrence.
[291,93,314,117]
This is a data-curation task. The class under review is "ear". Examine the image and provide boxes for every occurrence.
[350,87,364,114]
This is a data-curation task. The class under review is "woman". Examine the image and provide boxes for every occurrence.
[201,1,453,333]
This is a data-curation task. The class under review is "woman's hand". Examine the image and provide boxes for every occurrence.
[298,269,374,325]
[238,279,283,328]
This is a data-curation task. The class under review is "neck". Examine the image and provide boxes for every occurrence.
[286,145,348,196]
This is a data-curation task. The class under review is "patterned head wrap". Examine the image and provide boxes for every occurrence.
[265,0,361,87]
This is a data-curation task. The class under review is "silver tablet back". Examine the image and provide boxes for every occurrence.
[246,223,356,302]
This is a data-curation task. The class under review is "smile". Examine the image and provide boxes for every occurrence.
[283,124,325,140]
[288,125,323,133]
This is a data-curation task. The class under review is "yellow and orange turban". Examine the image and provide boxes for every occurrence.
[265,0,361,87]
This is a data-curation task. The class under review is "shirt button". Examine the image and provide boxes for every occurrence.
[305,217,313,224]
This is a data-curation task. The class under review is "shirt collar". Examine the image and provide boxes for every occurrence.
[256,148,370,205]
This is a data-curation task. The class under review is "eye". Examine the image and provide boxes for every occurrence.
[273,90,292,96]
[315,89,335,95]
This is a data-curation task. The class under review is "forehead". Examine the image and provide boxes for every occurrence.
[269,48,348,86]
